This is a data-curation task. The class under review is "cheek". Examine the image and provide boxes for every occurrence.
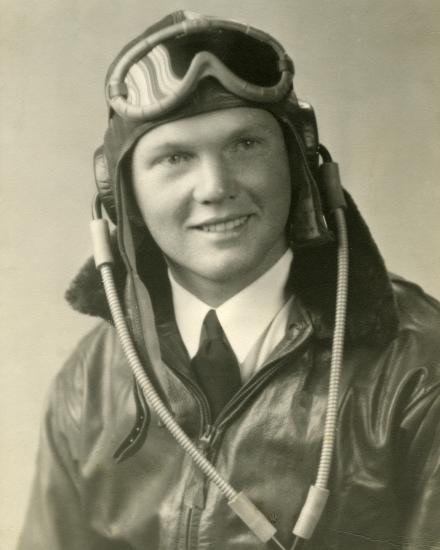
[250,141,291,204]
[136,186,187,243]
[257,162,292,219]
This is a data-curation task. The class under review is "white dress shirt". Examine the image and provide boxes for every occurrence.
[169,249,294,383]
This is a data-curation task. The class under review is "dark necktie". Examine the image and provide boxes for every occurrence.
[191,310,242,420]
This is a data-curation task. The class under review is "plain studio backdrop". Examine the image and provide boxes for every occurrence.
[1,0,439,546]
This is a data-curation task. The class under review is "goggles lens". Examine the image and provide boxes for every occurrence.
[165,30,281,84]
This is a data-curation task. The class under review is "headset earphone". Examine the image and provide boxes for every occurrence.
[93,145,116,223]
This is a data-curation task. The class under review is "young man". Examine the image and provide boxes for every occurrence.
[18,11,440,550]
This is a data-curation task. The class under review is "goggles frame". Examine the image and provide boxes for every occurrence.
[106,18,294,122]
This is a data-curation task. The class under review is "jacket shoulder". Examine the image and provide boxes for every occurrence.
[388,274,440,384]
[391,274,440,340]
[56,321,119,382]
[49,322,122,428]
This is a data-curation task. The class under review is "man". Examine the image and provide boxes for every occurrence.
[18,10,440,550]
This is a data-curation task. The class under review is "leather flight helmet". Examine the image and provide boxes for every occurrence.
[94,10,333,263]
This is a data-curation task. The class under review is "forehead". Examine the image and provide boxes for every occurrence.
[133,107,281,153]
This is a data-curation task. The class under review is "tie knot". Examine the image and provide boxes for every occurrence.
[203,309,225,342]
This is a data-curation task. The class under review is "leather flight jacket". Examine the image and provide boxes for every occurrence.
[18,260,440,549]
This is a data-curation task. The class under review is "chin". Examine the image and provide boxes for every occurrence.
[194,256,262,284]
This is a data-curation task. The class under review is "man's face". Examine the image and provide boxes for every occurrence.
[131,107,292,299]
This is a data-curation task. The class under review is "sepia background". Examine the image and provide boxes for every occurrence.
[1,0,439,547]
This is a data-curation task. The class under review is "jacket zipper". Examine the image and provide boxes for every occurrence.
[182,329,312,550]
[162,372,212,550]
[184,423,219,550]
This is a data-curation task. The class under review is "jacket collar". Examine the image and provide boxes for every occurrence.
[66,191,398,347]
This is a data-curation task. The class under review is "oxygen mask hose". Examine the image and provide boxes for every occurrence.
[290,149,349,549]
[90,195,289,550]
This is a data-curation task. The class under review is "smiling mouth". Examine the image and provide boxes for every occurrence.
[196,215,250,233]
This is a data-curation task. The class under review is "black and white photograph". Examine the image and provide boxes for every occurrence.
[2,1,440,549]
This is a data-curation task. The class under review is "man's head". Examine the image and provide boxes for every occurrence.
[96,10,331,299]
[131,106,291,301]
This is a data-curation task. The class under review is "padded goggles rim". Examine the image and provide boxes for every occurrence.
[106,18,294,121]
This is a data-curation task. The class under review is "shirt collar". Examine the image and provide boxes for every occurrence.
[169,249,293,363]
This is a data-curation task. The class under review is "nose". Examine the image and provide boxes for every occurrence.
[192,156,238,204]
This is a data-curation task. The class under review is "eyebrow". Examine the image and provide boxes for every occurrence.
[149,123,271,151]
[226,122,272,138]
[147,140,193,152]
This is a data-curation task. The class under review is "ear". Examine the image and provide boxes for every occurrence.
[94,145,117,223]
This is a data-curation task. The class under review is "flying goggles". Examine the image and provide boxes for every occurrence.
[105,16,294,121]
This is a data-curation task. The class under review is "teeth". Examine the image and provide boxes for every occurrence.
[201,215,249,233]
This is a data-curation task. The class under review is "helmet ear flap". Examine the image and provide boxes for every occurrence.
[279,99,333,247]
[94,145,117,223]
[293,99,320,171]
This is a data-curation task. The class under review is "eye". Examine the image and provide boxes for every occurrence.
[234,137,263,152]
[162,152,193,166]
